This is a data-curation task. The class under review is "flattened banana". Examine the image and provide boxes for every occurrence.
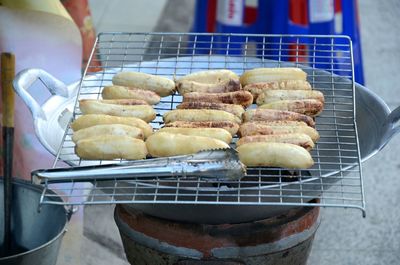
[243,109,315,127]
[176,79,241,94]
[240,67,307,86]
[70,114,153,138]
[236,133,315,150]
[163,109,242,124]
[238,122,320,142]
[256,90,325,105]
[237,142,314,168]
[146,132,229,157]
[163,121,239,136]
[112,72,175,97]
[75,135,147,160]
[177,102,245,118]
[176,69,239,84]
[157,127,232,144]
[79,99,156,122]
[259,99,324,117]
[244,80,311,101]
[72,124,144,143]
[102,85,160,105]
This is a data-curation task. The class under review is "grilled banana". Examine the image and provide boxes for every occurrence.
[259,99,324,117]
[102,85,160,105]
[157,127,232,144]
[243,109,315,127]
[236,133,315,151]
[256,90,325,105]
[75,135,147,160]
[79,99,156,122]
[237,142,314,168]
[96,99,149,105]
[163,109,242,124]
[244,80,311,101]
[70,114,153,138]
[182,91,253,107]
[177,102,245,118]
[72,124,144,143]
[238,122,320,142]
[176,79,241,94]
[112,72,175,97]
[176,69,239,84]
[146,132,229,157]
[240,67,307,86]
[163,121,239,136]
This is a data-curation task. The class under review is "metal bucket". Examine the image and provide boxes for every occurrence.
[0,178,68,265]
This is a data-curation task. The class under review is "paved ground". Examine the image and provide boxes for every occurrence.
[57,0,400,264]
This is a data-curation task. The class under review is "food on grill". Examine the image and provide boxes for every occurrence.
[237,142,314,168]
[256,90,325,105]
[112,71,175,97]
[253,120,308,127]
[97,98,149,105]
[240,67,307,86]
[177,102,245,118]
[164,121,240,136]
[176,69,239,84]
[182,91,253,107]
[243,109,315,127]
[146,132,229,157]
[79,99,156,122]
[72,124,144,143]
[102,85,161,105]
[236,133,315,150]
[71,114,153,138]
[244,80,312,101]
[176,79,241,94]
[163,109,242,124]
[238,122,320,142]
[157,127,232,144]
[259,99,324,117]
[75,135,147,160]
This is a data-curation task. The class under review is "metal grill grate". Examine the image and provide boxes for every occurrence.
[40,33,365,216]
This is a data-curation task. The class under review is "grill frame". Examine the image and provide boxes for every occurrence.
[39,32,365,216]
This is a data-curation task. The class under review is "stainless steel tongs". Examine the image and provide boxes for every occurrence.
[32,148,246,184]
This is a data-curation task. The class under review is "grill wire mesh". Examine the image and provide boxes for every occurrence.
[40,33,365,215]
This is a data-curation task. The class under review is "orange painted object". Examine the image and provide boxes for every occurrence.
[62,0,101,71]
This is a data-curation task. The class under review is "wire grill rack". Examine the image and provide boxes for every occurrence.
[40,33,365,216]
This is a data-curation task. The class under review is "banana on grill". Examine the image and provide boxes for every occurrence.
[163,121,240,136]
[75,135,147,160]
[146,132,229,157]
[177,102,245,118]
[238,122,320,142]
[259,99,324,117]
[70,114,153,138]
[237,142,314,168]
[176,79,241,94]
[244,80,312,101]
[72,124,144,143]
[256,90,325,105]
[157,127,232,144]
[112,72,175,97]
[102,85,161,105]
[163,109,242,124]
[176,69,239,84]
[240,67,307,86]
[236,133,315,151]
[243,109,315,127]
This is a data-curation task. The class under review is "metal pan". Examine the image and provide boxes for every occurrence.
[13,58,400,224]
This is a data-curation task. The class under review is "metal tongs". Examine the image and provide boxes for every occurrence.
[32,148,246,184]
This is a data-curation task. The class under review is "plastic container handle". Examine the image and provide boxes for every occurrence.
[13,68,70,121]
